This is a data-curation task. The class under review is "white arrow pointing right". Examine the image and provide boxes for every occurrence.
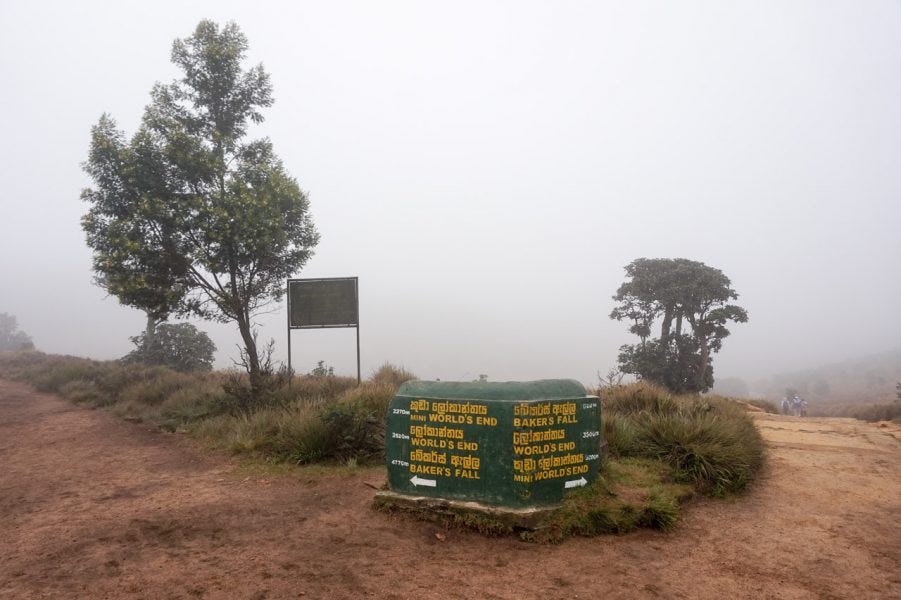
[564,477,588,489]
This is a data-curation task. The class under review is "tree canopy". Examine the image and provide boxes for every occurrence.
[610,258,748,393]
[82,115,190,340]
[123,322,216,372]
[81,21,319,388]
[0,313,34,352]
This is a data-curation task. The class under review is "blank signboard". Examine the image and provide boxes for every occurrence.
[288,278,358,329]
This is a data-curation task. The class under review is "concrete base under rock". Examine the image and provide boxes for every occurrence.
[373,490,559,530]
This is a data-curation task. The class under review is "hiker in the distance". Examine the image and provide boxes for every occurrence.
[799,397,808,417]
[781,397,791,415]
[792,395,803,417]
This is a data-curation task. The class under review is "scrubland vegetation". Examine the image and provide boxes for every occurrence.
[597,382,765,496]
[0,351,412,465]
[810,401,901,423]
[0,351,765,541]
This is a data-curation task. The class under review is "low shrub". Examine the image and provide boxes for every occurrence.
[319,383,396,461]
[370,363,416,388]
[851,402,901,423]
[602,413,641,457]
[194,381,397,465]
[599,380,679,415]
[28,356,102,393]
[221,368,294,414]
[638,411,763,495]
[599,383,765,497]
[144,380,230,431]
[119,369,196,406]
[221,369,358,414]
[58,379,108,405]
[744,398,779,414]
[288,374,358,404]
[214,405,334,464]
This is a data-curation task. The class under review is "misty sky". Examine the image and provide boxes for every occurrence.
[1,1,899,385]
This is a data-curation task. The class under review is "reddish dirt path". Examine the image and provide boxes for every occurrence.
[1,379,899,600]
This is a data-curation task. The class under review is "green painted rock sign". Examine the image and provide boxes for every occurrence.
[385,379,601,507]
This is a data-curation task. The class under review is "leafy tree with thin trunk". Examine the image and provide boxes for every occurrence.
[82,115,190,345]
[82,21,319,391]
[610,258,748,393]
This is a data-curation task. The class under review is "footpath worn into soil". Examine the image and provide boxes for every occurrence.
[1,379,899,599]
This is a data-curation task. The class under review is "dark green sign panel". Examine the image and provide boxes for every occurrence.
[385,380,601,507]
[288,277,358,328]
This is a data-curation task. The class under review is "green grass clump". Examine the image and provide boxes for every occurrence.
[192,405,334,463]
[602,411,641,456]
[638,411,762,495]
[192,381,397,465]
[599,382,765,497]
[599,380,681,415]
[523,458,692,543]
[113,377,230,430]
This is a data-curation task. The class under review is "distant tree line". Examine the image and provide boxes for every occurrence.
[0,313,33,352]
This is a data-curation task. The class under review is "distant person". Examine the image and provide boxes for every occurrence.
[799,398,808,417]
[792,395,802,416]
[781,398,791,415]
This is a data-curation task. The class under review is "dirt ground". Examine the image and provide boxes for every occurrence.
[1,380,899,600]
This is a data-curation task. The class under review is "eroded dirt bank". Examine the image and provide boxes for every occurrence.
[1,379,899,599]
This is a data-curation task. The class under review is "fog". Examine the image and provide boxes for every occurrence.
[1,1,899,385]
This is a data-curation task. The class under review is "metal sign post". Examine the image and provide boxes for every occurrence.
[287,277,360,384]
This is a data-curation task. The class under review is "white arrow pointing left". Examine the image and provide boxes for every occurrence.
[410,476,437,488]
[564,477,588,489]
